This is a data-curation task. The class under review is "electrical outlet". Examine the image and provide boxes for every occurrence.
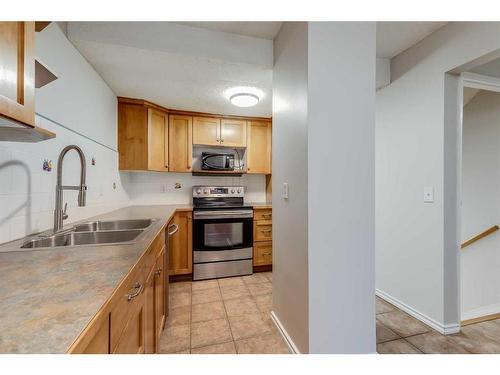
[423,186,434,203]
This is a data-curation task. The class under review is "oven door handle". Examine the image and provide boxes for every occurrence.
[193,210,253,220]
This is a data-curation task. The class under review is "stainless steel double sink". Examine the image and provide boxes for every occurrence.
[21,219,155,249]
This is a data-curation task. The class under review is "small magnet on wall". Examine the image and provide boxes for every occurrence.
[42,159,52,172]
[91,157,96,166]
[174,182,181,189]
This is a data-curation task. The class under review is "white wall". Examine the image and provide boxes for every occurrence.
[376,22,500,332]
[273,22,376,354]
[307,22,376,354]
[36,23,118,150]
[461,90,500,320]
[122,172,266,205]
[0,23,129,244]
[272,22,310,353]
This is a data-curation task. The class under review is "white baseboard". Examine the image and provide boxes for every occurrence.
[376,289,460,335]
[462,303,500,321]
[270,311,301,354]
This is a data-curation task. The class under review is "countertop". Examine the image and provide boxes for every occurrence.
[0,202,271,353]
[0,205,186,353]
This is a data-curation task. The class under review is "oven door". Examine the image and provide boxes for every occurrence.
[193,209,253,258]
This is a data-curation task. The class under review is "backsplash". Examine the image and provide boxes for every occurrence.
[0,115,130,245]
[121,171,267,205]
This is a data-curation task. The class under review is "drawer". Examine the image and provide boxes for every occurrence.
[110,261,147,351]
[254,220,272,241]
[253,241,272,266]
[254,209,272,221]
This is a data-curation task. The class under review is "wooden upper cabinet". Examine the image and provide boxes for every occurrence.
[0,22,35,127]
[118,99,168,172]
[147,108,168,172]
[247,121,272,174]
[220,119,246,147]
[168,211,193,275]
[169,115,193,172]
[192,116,220,146]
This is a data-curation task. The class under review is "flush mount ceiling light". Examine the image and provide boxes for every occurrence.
[224,86,264,108]
[229,93,259,107]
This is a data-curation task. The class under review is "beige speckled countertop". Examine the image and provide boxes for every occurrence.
[0,205,189,353]
[0,202,270,353]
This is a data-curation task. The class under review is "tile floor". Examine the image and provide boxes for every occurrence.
[376,296,500,354]
[161,275,500,354]
[159,271,291,354]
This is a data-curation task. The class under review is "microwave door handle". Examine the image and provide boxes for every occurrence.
[202,155,221,170]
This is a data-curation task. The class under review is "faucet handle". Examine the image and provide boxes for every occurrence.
[62,203,68,221]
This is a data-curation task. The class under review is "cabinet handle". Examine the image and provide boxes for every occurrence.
[220,139,224,143]
[165,164,168,168]
[262,252,271,256]
[168,223,179,236]
[155,267,162,277]
[127,282,143,301]
[263,214,272,218]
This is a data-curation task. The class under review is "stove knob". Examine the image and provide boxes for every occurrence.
[231,189,235,194]
[196,188,201,195]
[204,189,209,194]
[237,188,241,194]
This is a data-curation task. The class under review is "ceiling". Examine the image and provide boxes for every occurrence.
[67,22,448,117]
[469,58,500,78]
[376,22,447,58]
[176,22,282,40]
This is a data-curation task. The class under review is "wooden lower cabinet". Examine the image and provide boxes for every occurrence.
[80,315,110,354]
[253,208,272,268]
[154,247,166,349]
[168,211,193,275]
[113,293,146,354]
[69,229,167,354]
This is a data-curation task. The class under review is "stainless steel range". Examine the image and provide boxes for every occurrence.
[192,186,253,280]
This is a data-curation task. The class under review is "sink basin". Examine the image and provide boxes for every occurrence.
[21,229,144,249]
[73,219,154,232]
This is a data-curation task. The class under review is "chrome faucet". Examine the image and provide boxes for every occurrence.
[53,145,87,232]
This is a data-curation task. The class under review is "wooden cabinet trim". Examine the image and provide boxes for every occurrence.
[0,22,35,127]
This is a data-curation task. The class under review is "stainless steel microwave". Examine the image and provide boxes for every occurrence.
[201,152,235,171]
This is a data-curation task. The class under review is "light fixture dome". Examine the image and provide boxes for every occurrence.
[229,93,260,107]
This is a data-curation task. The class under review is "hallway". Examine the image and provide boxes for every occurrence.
[377,297,500,353]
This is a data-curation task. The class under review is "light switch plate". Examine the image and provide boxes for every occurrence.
[424,186,434,203]
[283,182,289,199]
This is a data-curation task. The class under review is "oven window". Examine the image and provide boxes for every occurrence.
[204,222,243,248]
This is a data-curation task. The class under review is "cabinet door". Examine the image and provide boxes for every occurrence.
[193,116,220,146]
[0,22,35,127]
[148,108,168,171]
[253,241,272,266]
[168,211,193,275]
[154,247,166,350]
[113,292,146,354]
[169,115,192,172]
[220,119,247,147]
[247,121,272,174]
[144,267,155,354]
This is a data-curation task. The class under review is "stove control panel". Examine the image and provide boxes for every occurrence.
[192,186,244,198]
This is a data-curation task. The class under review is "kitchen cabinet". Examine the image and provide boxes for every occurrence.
[118,99,168,172]
[253,208,272,267]
[220,119,247,147]
[154,247,166,349]
[169,114,193,172]
[69,229,166,354]
[0,22,35,128]
[247,121,272,174]
[168,211,193,275]
[192,116,220,146]
[144,266,155,354]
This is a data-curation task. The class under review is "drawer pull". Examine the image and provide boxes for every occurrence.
[155,267,162,277]
[127,282,143,301]
[261,230,272,234]
[262,214,272,218]
[262,252,271,256]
